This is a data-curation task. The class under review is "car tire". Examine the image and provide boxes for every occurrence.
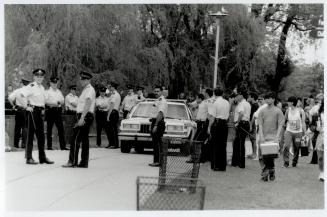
[120,141,131,153]
[135,145,144,154]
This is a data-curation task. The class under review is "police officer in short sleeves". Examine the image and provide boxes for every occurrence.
[107,82,121,149]
[45,77,68,150]
[121,85,137,119]
[149,85,168,167]
[62,71,95,168]
[23,69,54,165]
[8,78,30,148]
[65,85,78,115]
[95,86,111,147]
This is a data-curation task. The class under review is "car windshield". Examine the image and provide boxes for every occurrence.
[132,103,189,120]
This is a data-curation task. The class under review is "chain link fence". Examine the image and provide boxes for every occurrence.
[136,176,206,210]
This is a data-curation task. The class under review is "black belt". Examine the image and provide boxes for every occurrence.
[66,110,76,115]
[31,106,44,110]
[240,120,249,123]
[215,118,227,122]
[15,106,25,110]
[97,109,108,112]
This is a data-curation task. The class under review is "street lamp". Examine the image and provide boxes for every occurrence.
[210,7,228,88]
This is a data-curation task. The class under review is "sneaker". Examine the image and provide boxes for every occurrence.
[282,162,289,168]
[261,176,268,182]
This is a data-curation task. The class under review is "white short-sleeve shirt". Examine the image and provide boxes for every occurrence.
[8,86,28,107]
[234,99,251,122]
[22,81,46,107]
[109,90,121,111]
[211,96,230,120]
[76,84,96,113]
[45,87,64,106]
[65,93,78,111]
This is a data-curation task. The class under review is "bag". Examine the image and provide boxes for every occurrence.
[260,141,279,158]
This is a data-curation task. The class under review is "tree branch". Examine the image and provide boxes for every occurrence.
[291,21,315,32]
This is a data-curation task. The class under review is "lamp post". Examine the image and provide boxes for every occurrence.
[210,7,228,88]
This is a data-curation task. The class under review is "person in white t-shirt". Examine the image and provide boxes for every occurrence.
[283,96,306,168]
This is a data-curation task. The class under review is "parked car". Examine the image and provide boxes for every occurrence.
[118,99,197,153]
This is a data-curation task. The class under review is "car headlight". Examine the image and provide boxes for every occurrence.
[166,125,183,132]
[122,124,139,130]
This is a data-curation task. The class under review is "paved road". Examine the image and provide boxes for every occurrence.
[4,142,325,211]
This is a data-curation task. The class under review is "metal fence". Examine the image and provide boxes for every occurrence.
[159,138,203,180]
[136,176,206,210]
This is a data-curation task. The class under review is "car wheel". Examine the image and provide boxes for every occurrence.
[135,145,144,154]
[120,141,131,153]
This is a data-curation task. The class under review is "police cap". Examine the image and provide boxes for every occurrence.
[69,85,77,90]
[110,82,118,89]
[32,68,46,76]
[136,86,144,91]
[80,71,93,80]
[21,78,30,85]
[99,86,107,92]
[50,77,59,83]
[126,84,134,90]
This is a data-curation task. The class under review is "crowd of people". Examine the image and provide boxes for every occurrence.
[186,87,324,182]
[6,68,324,182]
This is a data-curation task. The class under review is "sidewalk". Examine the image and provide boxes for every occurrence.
[4,142,325,211]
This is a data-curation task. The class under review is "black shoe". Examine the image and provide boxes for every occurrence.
[105,145,112,149]
[61,147,69,150]
[77,164,88,168]
[261,176,268,182]
[97,144,101,147]
[39,158,54,164]
[21,146,26,149]
[282,162,289,168]
[47,147,53,150]
[213,168,226,172]
[149,162,160,167]
[26,158,38,165]
[292,163,297,167]
[108,146,118,149]
[62,162,76,168]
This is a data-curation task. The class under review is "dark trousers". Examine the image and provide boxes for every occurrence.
[211,119,228,171]
[108,109,119,147]
[46,107,66,149]
[26,107,46,161]
[261,156,275,177]
[68,113,94,166]
[150,118,165,163]
[96,110,110,146]
[232,121,250,168]
[311,131,319,164]
[123,110,129,119]
[14,109,27,148]
[195,120,209,162]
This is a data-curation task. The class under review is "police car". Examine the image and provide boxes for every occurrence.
[118,99,197,153]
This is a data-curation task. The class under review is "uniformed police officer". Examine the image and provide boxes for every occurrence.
[45,77,68,150]
[149,85,168,167]
[23,69,54,164]
[207,87,230,171]
[62,71,95,168]
[121,85,137,119]
[95,86,111,147]
[106,82,121,149]
[8,78,30,148]
[65,85,78,115]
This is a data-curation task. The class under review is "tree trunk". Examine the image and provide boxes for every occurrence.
[272,15,293,95]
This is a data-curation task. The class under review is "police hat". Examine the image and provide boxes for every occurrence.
[136,86,144,91]
[126,84,134,90]
[32,68,46,76]
[69,85,77,90]
[99,86,107,92]
[50,77,59,83]
[21,78,30,85]
[110,82,118,89]
[80,71,93,80]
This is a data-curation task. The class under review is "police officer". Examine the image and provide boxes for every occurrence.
[106,82,121,149]
[23,69,54,165]
[62,71,95,168]
[45,77,68,150]
[95,86,111,147]
[149,85,168,167]
[136,86,146,103]
[8,78,30,148]
[65,85,78,115]
[207,87,230,171]
[121,85,137,119]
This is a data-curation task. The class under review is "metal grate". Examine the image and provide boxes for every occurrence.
[140,124,151,134]
[136,176,206,210]
[160,138,203,180]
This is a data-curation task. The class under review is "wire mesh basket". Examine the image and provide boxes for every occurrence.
[136,176,206,210]
[160,138,203,180]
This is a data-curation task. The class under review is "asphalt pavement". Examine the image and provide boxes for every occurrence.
[3,141,325,211]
